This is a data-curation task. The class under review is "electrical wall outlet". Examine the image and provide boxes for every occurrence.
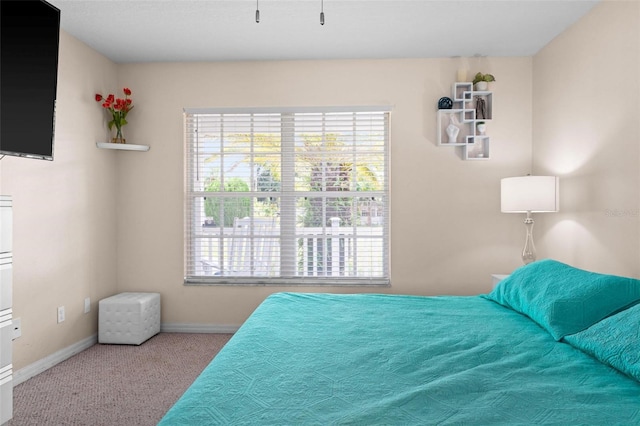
[84,297,91,314]
[12,318,21,339]
[57,306,65,323]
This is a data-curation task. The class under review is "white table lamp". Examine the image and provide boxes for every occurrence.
[501,176,559,264]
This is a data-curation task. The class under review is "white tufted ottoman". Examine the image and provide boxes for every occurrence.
[99,292,161,345]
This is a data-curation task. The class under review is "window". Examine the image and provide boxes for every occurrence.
[184,107,390,286]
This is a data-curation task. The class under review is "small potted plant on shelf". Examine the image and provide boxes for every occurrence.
[472,72,495,91]
[476,121,487,135]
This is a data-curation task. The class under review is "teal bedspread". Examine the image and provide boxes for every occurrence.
[159,293,640,425]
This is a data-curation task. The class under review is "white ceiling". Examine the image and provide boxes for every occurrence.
[48,0,599,64]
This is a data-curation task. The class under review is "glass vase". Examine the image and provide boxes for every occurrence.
[112,126,126,144]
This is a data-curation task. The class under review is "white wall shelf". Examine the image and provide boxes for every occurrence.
[465,136,490,160]
[437,83,493,160]
[96,142,150,152]
[437,109,471,146]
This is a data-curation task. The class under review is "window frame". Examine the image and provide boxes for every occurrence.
[184,106,391,286]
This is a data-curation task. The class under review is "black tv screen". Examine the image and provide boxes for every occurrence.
[0,0,60,161]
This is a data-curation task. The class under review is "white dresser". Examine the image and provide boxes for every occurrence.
[0,196,12,424]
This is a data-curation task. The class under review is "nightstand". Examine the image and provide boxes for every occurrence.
[491,274,509,288]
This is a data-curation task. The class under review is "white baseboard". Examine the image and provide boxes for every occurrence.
[160,323,240,334]
[13,333,98,386]
[13,324,238,387]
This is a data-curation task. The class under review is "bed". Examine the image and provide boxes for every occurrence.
[159,260,640,425]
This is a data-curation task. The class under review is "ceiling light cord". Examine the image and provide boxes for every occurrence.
[256,0,260,23]
[254,0,324,25]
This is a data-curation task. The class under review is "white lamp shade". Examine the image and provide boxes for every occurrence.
[501,176,559,213]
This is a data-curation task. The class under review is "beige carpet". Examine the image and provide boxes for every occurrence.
[8,333,233,426]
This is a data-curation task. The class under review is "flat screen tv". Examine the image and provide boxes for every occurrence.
[0,0,60,161]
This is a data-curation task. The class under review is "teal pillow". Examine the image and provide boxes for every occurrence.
[564,303,640,382]
[484,259,640,340]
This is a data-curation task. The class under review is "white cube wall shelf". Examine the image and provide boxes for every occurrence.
[437,83,493,160]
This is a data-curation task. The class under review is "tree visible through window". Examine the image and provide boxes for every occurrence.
[184,108,390,285]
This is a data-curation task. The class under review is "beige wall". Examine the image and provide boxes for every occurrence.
[533,1,640,277]
[0,30,120,370]
[116,57,533,327]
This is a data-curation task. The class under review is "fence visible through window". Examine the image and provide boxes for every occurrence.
[196,216,383,278]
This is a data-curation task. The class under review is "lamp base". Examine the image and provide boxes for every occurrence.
[521,213,536,264]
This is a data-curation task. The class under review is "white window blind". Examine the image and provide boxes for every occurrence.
[184,107,390,286]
